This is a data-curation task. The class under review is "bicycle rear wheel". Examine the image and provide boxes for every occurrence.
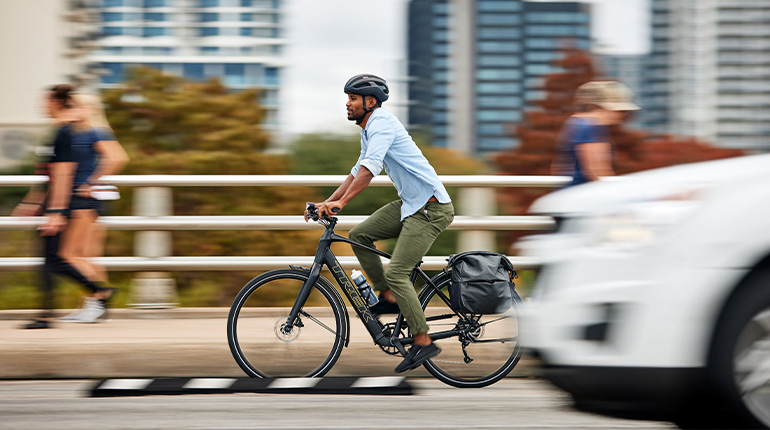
[227,268,348,378]
[419,272,523,388]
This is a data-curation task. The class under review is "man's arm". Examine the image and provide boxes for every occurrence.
[576,141,614,181]
[39,161,76,236]
[325,174,355,202]
[313,167,374,219]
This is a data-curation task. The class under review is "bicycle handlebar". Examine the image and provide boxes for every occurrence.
[305,202,339,224]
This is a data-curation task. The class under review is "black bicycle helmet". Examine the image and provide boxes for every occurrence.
[344,74,389,103]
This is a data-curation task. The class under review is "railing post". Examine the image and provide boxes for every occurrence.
[457,187,496,251]
[129,187,178,307]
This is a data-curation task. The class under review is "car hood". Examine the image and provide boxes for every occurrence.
[529,153,770,216]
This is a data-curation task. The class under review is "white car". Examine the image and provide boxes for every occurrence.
[518,154,770,429]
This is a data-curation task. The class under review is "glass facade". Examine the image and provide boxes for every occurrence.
[92,0,285,128]
[408,0,590,154]
[644,0,770,149]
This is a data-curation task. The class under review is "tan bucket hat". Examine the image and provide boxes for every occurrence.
[574,81,640,111]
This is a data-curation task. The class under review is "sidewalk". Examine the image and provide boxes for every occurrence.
[0,308,539,379]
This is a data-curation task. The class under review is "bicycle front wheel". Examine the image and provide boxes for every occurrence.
[419,272,523,388]
[227,268,348,378]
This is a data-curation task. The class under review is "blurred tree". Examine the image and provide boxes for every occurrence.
[101,67,322,305]
[493,49,745,247]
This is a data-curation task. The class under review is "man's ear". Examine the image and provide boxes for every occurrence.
[367,97,378,109]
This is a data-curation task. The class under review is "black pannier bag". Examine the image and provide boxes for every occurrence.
[447,251,518,314]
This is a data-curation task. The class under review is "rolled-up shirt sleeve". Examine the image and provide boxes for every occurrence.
[357,118,395,177]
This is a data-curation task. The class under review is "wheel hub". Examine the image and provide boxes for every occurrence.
[274,316,301,342]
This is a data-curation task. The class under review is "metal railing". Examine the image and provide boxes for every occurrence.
[0,175,567,271]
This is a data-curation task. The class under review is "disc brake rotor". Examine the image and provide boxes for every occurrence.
[274,316,301,342]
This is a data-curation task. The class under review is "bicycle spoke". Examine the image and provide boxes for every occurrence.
[300,309,340,337]
[477,313,515,326]
[471,336,518,344]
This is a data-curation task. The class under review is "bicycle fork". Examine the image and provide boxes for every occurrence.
[282,262,323,334]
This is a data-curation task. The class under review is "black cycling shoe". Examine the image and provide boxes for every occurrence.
[395,343,441,373]
[370,296,400,316]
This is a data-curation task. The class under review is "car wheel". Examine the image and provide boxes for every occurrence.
[707,270,770,429]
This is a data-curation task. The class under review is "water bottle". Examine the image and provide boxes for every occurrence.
[351,269,378,307]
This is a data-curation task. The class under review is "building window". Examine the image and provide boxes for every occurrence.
[144,13,165,21]
[104,0,126,7]
[264,67,279,85]
[433,16,449,27]
[477,14,521,25]
[103,27,124,36]
[525,25,589,37]
[224,64,246,86]
[525,12,589,23]
[432,44,450,55]
[525,51,560,62]
[477,96,522,108]
[433,2,451,14]
[433,30,450,42]
[143,27,168,37]
[477,55,520,67]
[201,0,220,7]
[478,41,520,53]
[200,27,219,36]
[478,28,520,40]
[477,1,521,12]
[183,64,205,81]
[102,12,124,22]
[477,82,521,94]
[101,63,125,84]
[525,64,559,76]
[240,27,253,36]
[143,47,172,55]
[477,69,522,80]
[200,13,218,22]
[476,110,522,122]
[144,0,167,7]
[478,123,505,136]
[477,137,516,151]
[100,47,122,55]
[201,47,219,55]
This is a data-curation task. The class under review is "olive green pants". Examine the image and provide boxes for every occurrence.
[349,199,455,334]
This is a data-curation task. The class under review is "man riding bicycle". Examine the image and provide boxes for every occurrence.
[307,74,455,372]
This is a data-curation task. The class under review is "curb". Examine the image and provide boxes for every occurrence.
[90,376,413,397]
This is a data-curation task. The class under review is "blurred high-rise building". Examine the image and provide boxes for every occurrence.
[407,0,591,155]
[89,0,285,131]
[0,1,99,170]
[596,53,649,129]
[645,0,770,150]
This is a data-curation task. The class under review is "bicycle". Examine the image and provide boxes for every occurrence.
[227,203,523,388]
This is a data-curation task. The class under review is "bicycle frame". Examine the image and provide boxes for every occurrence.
[285,215,438,352]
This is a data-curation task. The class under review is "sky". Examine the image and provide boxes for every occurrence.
[279,0,649,137]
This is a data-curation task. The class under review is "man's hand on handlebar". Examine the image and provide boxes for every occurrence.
[305,201,342,222]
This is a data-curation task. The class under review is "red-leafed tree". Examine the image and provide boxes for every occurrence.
[493,49,745,247]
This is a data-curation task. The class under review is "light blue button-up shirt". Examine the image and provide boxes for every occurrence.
[350,108,451,220]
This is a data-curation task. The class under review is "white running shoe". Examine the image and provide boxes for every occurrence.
[65,297,106,323]
[59,299,89,321]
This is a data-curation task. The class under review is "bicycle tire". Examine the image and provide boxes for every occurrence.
[419,271,523,388]
[227,268,348,378]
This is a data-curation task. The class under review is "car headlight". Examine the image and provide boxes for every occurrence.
[589,188,705,251]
